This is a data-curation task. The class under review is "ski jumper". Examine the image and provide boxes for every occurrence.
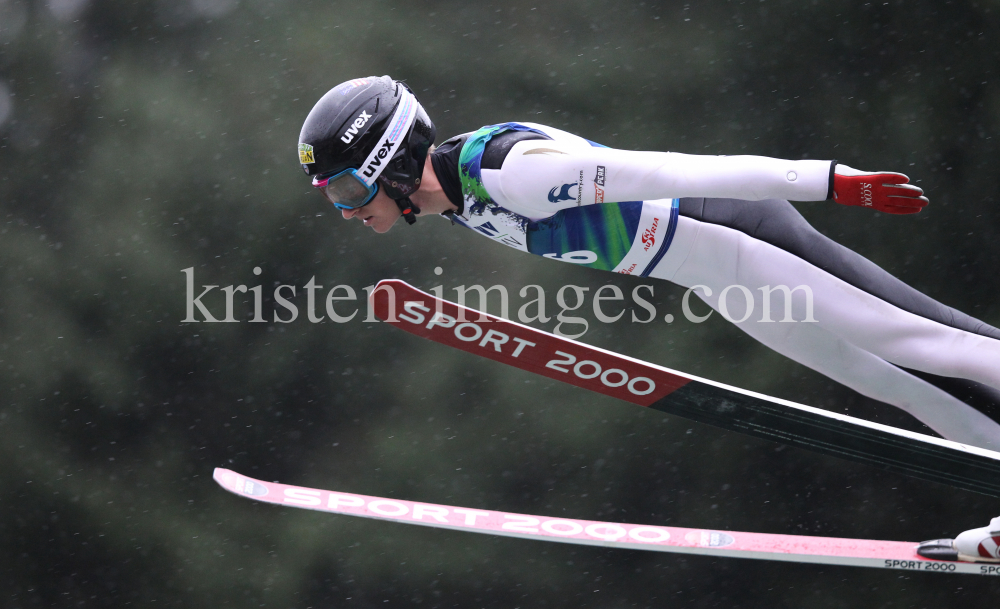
[428,122,1000,449]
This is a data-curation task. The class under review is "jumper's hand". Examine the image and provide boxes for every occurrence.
[832,165,929,214]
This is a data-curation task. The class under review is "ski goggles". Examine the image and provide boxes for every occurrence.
[312,168,379,210]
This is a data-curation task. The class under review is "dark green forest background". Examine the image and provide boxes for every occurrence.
[2,0,999,607]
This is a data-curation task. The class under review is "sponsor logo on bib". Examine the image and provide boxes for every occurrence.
[594,165,606,203]
[548,182,577,203]
[641,217,660,251]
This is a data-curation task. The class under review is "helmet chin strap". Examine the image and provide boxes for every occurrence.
[395,197,419,225]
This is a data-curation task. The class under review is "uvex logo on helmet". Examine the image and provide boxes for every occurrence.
[362,139,395,178]
[341,111,372,144]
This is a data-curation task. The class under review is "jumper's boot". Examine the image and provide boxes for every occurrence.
[917,516,1000,562]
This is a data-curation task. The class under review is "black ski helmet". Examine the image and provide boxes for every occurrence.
[298,76,435,223]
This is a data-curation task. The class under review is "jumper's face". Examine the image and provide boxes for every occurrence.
[339,187,401,233]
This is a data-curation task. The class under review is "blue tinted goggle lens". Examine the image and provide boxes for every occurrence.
[312,169,378,210]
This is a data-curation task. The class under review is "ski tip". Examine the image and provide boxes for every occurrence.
[374,278,411,290]
[213,467,236,489]
[916,538,959,562]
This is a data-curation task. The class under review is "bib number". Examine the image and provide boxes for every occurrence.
[542,250,598,264]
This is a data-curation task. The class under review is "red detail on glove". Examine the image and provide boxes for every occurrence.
[832,172,929,215]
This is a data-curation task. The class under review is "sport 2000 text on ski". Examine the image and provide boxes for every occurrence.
[371,279,1000,498]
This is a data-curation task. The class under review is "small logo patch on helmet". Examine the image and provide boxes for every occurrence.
[298,143,315,164]
[336,78,370,95]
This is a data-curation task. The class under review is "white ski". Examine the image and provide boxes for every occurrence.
[213,468,995,576]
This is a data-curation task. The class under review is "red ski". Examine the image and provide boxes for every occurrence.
[368,279,1000,497]
[213,468,993,575]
